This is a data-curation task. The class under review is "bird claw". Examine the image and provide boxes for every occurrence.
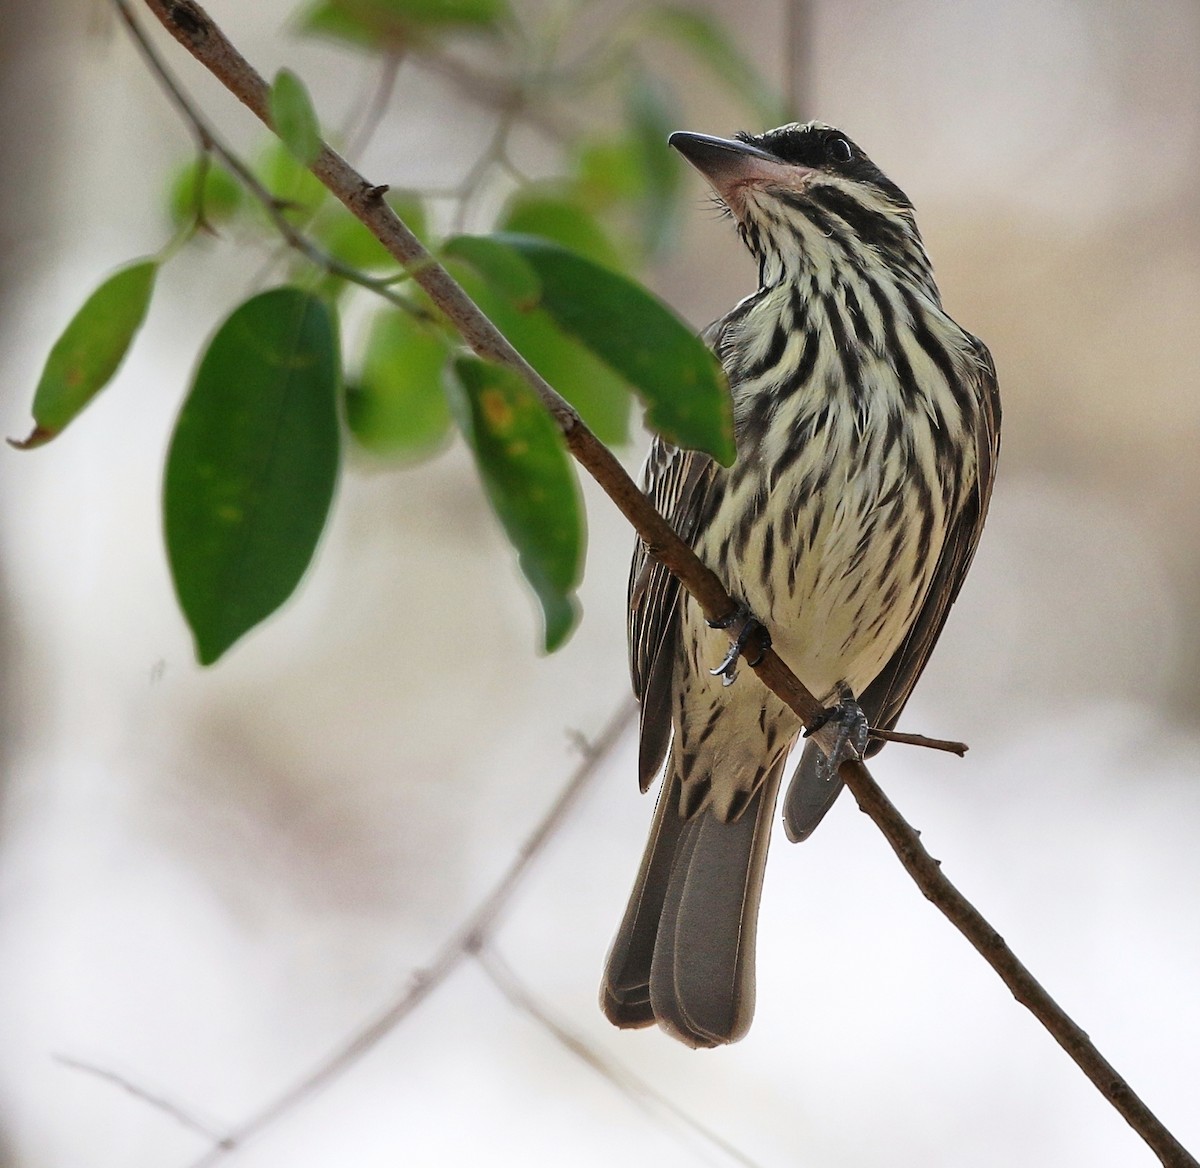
[708,605,771,687]
[803,696,870,780]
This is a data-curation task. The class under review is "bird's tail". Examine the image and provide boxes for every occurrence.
[600,756,785,1047]
[781,738,846,842]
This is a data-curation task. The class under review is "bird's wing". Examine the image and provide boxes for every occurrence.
[627,313,740,790]
[857,338,1002,748]
[627,437,717,790]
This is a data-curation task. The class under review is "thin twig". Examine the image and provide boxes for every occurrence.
[54,1055,232,1147]
[113,0,434,321]
[341,51,404,163]
[180,700,636,1167]
[869,727,967,756]
[450,104,521,236]
[128,4,1200,1165]
[476,945,767,1168]
[420,46,574,143]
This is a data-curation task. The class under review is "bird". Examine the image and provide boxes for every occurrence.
[600,122,1001,1048]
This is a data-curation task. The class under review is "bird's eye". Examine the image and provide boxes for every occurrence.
[827,137,853,164]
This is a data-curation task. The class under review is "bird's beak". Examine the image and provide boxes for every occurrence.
[669,131,807,217]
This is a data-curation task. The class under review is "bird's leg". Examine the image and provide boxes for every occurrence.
[708,604,771,687]
[803,685,870,780]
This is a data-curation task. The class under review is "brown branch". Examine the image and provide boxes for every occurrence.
[840,760,1197,1167]
[132,4,1199,1165]
[869,727,967,756]
[135,10,798,686]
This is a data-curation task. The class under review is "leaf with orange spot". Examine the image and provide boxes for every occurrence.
[11,259,158,449]
[448,356,584,652]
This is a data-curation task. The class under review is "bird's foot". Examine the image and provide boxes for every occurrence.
[707,604,771,687]
[803,695,870,780]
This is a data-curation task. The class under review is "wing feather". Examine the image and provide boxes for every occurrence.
[627,440,715,788]
[857,337,1002,746]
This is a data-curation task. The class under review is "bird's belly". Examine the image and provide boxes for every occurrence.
[701,471,940,705]
[756,523,927,702]
[674,475,942,818]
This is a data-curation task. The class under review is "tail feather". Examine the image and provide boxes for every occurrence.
[601,771,689,1029]
[781,739,845,843]
[601,758,785,1047]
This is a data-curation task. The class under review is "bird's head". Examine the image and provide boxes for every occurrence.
[670,122,930,291]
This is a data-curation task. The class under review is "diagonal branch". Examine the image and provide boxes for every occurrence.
[55,1055,232,1147]
[131,4,1198,1166]
[179,700,636,1168]
[139,0,830,725]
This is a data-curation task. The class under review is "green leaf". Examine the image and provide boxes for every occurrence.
[318,209,395,273]
[377,0,508,21]
[443,234,540,308]
[299,2,380,48]
[10,259,158,449]
[572,137,646,212]
[316,190,430,274]
[643,5,785,125]
[450,261,630,446]
[489,235,734,463]
[346,309,452,456]
[499,191,624,272]
[167,158,243,229]
[257,139,327,218]
[270,69,323,166]
[383,189,431,245]
[448,356,583,652]
[164,288,341,665]
[300,0,509,48]
[626,71,682,257]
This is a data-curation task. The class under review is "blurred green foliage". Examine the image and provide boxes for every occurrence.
[16,0,778,661]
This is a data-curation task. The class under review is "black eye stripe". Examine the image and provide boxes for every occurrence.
[737,124,913,208]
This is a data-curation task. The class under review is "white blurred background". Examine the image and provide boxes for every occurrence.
[1,1,1199,1165]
